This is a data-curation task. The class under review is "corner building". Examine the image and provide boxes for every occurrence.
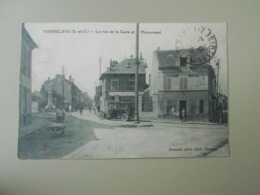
[19,24,38,126]
[150,49,217,122]
[100,58,147,114]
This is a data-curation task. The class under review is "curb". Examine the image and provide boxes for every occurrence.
[72,113,225,127]
[119,124,153,128]
[150,120,224,126]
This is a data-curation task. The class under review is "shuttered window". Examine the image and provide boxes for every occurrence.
[180,77,187,89]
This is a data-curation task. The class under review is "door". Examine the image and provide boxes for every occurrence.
[179,100,187,119]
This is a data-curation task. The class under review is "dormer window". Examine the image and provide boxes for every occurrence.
[111,79,119,91]
[180,57,187,67]
[167,54,173,61]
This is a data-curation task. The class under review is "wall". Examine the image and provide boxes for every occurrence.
[19,28,35,126]
[158,91,209,121]
[42,76,72,105]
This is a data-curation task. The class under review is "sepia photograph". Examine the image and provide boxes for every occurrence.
[18,23,229,159]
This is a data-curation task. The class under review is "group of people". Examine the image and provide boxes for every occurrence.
[108,104,118,118]
[171,106,186,122]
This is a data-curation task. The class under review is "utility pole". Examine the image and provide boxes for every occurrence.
[216,59,220,96]
[216,59,220,119]
[99,57,102,85]
[62,66,67,109]
[134,23,140,124]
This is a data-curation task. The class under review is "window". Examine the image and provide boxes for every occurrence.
[128,79,135,91]
[199,100,204,114]
[163,76,171,90]
[163,76,166,90]
[180,57,187,67]
[114,96,119,102]
[167,77,171,90]
[180,77,187,89]
[111,79,119,91]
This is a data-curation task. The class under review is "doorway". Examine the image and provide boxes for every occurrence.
[179,100,187,120]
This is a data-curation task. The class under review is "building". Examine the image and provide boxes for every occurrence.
[19,24,38,126]
[99,58,147,114]
[150,49,217,122]
[40,75,85,110]
[94,85,102,108]
[31,91,42,113]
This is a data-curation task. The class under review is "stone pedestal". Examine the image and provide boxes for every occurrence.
[45,91,56,112]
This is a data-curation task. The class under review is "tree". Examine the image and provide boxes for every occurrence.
[142,88,153,112]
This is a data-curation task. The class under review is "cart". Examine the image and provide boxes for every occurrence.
[47,122,66,138]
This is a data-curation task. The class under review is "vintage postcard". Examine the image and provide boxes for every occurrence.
[18,23,229,159]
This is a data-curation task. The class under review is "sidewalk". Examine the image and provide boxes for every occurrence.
[18,112,54,138]
[71,111,225,127]
[149,118,222,126]
[140,113,222,125]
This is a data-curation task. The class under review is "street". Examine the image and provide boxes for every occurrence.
[18,111,229,159]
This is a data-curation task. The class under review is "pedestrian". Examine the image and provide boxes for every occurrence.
[89,106,91,113]
[97,105,100,113]
[129,104,134,120]
[181,108,186,122]
[171,106,175,119]
[114,104,118,117]
[56,107,66,123]
[79,105,83,116]
[108,105,114,118]
[68,104,72,115]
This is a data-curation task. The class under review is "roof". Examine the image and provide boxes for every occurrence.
[22,24,38,49]
[100,58,147,80]
[43,74,81,91]
[155,50,179,67]
[155,49,215,77]
[155,48,210,67]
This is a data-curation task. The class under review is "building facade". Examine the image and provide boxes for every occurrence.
[40,75,85,110]
[19,24,38,126]
[150,49,217,122]
[100,58,147,114]
[94,85,102,108]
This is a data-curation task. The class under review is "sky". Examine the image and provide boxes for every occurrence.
[25,23,228,98]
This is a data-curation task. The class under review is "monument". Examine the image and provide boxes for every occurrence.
[45,90,56,112]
